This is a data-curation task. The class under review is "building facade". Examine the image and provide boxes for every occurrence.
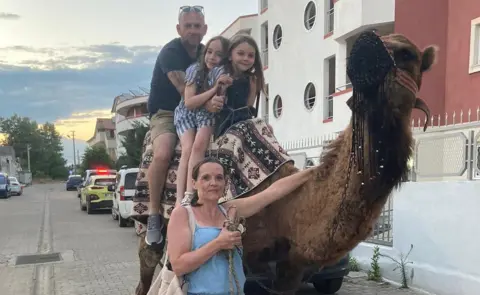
[395,0,480,123]
[86,118,117,160]
[111,93,149,157]
[255,0,395,161]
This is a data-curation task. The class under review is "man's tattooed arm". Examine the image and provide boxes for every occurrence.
[167,71,186,96]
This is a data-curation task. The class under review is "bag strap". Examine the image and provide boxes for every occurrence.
[164,205,196,264]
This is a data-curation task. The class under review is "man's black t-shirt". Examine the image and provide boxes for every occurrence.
[147,38,204,115]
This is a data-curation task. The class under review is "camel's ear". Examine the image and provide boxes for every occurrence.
[421,45,438,72]
[346,96,353,110]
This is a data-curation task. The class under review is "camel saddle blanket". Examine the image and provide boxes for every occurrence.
[131,118,292,223]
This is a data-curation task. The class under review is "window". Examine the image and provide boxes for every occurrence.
[261,22,269,67]
[95,178,116,186]
[469,17,480,74]
[304,1,317,30]
[125,172,138,189]
[324,0,334,35]
[324,56,336,120]
[273,95,283,118]
[273,25,283,49]
[304,83,316,110]
[260,0,268,12]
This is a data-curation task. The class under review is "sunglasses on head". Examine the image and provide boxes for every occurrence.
[179,5,204,15]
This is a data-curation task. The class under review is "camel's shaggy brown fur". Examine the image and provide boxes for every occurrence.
[135,33,438,295]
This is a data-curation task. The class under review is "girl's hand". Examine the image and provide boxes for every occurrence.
[215,74,233,88]
[207,95,224,112]
[215,227,242,250]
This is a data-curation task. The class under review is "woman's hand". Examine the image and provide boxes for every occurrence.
[215,227,242,250]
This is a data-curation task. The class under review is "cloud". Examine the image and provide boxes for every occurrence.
[1,42,161,162]
[0,43,160,130]
[0,13,20,20]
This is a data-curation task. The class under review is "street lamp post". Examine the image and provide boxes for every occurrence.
[67,131,77,174]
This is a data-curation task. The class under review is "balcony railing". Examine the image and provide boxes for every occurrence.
[325,8,334,34]
[262,49,268,68]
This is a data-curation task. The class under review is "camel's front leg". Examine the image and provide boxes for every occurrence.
[273,260,305,295]
[135,232,164,295]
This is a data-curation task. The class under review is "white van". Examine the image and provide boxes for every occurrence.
[111,167,138,227]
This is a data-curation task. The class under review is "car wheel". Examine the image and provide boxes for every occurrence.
[111,208,118,220]
[80,197,86,211]
[86,198,93,214]
[118,215,128,227]
[313,277,344,294]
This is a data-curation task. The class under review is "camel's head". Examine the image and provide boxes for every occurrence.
[347,31,438,131]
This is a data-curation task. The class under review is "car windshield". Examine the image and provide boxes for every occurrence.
[94,178,115,186]
[0,175,5,185]
[124,172,138,190]
[69,177,82,182]
[9,177,18,183]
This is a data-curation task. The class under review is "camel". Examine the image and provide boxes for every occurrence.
[132,31,437,295]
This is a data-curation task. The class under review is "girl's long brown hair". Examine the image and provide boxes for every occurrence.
[193,36,230,93]
[224,34,266,95]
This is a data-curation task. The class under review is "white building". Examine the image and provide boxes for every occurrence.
[220,13,260,41]
[111,93,149,157]
[86,118,117,160]
[251,0,394,162]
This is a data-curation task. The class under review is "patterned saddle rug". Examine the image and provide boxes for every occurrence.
[130,118,293,224]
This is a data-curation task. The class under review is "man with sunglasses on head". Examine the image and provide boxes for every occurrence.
[145,5,221,246]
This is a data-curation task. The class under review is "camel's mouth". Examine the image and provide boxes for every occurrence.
[414,97,430,132]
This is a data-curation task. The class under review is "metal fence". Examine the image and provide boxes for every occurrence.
[411,124,480,181]
[291,119,480,247]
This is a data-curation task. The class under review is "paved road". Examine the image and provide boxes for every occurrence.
[0,183,424,295]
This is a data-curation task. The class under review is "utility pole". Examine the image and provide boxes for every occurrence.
[77,149,81,171]
[26,144,31,172]
[68,131,77,173]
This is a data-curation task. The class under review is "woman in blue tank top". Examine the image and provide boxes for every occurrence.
[166,157,314,295]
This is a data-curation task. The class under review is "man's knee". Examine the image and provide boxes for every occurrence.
[152,135,176,165]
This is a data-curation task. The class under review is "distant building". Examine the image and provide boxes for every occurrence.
[86,118,117,160]
[111,93,149,157]
[220,13,260,40]
[0,146,20,177]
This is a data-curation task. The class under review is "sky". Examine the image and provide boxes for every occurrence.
[0,0,258,164]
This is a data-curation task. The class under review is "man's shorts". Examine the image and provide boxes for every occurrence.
[150,109,176,142]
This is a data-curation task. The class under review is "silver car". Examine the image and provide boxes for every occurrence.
[8,177,23,196]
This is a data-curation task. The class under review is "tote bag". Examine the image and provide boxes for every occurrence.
[147,205,196,295]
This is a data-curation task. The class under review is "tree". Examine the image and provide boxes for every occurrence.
[80,145,114,174]
[118,121,149,168]
[0,114,68,179]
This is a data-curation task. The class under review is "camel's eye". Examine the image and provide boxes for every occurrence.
[394,48,418,63]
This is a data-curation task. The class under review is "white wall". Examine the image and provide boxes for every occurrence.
[352,181,480,295]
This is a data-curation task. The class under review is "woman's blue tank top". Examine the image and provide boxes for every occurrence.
[186,206,246,295]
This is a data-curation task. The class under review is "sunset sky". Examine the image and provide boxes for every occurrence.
[1,0,257,163]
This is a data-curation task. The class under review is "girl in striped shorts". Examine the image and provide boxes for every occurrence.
[174,36,233,205]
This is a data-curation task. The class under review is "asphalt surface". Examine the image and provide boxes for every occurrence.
[0,183,426,295]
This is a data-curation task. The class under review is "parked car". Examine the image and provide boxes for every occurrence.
[77,168,117,197]
[110,167,138,227]
[79,175,116,214]
[8,176,23,196]
[66,175,83,191]
[245,253,350,294]
[0,173,11,199]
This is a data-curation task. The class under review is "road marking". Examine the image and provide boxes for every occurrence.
[31,190,55,295]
